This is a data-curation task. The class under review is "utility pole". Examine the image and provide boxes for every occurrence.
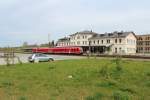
[48,33,50,47]
[88,41,91,58]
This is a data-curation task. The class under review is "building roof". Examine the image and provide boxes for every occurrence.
[89,31,135,39]
[57,37,70,42]
[70,30,98,36]
[136,34,150,37]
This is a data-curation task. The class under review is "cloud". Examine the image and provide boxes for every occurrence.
[0,0,150,47]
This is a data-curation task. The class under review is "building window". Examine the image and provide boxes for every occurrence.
[97,40,100,44]
[115,39,117,43]
[89,41,91,45]
[119,39,122,43]
[115,48,117,53]
[119,47,122,52]
[139,37,143,40]
[85,36,87,39]
[101,40,103,44]
[145,37,150,40]
[146,42,150,45]
[93,41,95,44]
[77,36,80,39]
[107,40,110,43]
[77,41,80,45]
[138,42,143,45]
[83,41,84,45]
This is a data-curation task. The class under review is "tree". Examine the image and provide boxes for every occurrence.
[51,40,55,47]
[22,42,28,47]
[48,40,55,47]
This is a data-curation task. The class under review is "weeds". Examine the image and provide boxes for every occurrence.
[49,66,55,70]
[110,56,123,79]
[146,72,150,77]
[99,64,109,79]
[113,91,129,100]
[97,80,117,88]
[1,80,14,87]
[119,87,136,94]
[19,96,27,100]
[115,56,123,71]
[86,93,103,100]
[145,81,150,87]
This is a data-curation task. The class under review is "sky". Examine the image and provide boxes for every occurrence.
[0,0,150,47]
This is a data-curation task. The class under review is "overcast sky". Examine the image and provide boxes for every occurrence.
[0,0,150,47]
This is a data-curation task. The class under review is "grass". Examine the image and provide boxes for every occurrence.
[0,58,149,100]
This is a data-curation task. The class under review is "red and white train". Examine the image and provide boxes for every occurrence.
[32,47,83,55]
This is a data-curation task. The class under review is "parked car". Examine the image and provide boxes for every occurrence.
[28,53,54,63]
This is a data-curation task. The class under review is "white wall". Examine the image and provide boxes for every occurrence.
[89,33,137,54]
[70,34,93,46]
[125,33,137,54]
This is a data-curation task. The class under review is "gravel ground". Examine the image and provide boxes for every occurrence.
[0,53,85,65]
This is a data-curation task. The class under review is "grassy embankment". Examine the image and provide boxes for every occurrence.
[0,58,149,100]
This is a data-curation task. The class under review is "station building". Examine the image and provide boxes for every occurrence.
[56,30,137,55]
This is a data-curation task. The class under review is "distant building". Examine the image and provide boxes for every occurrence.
[56,30,137,54]
[57,37,70,47]
[137,34,150,53]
